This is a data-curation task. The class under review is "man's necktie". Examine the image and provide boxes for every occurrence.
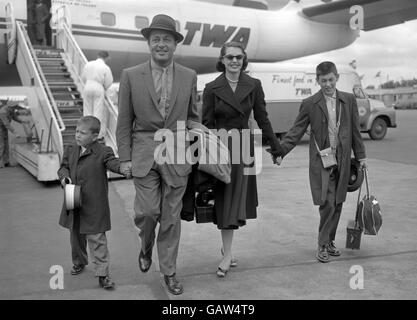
[159,68,168,118]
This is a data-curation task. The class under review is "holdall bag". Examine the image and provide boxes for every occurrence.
[357,169,382,235]
[189,128,231,184]
[346,179,363,250]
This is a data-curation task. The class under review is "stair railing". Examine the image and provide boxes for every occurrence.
[14,20,65,155]
[55,17,119,153]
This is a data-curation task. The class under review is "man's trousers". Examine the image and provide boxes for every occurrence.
[133,162,188,276]
[318,169,343,247]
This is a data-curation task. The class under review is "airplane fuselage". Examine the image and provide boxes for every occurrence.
[0,0,358,81]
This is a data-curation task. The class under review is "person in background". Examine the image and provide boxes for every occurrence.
[0,99,30,168]
[34,0,49,46]
[81,51,114,141]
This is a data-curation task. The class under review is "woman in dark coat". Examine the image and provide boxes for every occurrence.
[202,42,283,276]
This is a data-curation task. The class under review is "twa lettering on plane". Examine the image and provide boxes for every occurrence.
[182,22,250,48]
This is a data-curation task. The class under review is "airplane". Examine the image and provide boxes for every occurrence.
[1,0,417,84]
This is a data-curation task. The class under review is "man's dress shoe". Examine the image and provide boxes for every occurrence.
[164,274,183,295]
[138,250,152,273]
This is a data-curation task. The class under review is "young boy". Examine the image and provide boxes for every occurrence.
[58,116,124,289]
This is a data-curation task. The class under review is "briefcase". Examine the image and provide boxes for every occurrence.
[195,189,214,224]
[346,219,362,249]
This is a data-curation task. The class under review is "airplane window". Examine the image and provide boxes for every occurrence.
[135,16,149,30]
[101,12,116,27]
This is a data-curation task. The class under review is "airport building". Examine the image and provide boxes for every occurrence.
[365,87,417,109]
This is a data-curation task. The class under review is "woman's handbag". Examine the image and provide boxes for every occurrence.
[357,169,382,235]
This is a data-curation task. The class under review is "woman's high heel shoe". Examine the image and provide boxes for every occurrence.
[221,248,238,267]
[216,267,229,278]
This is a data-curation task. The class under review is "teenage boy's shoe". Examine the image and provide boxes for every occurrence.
[316,245,330,263]
[70,264,85,275]
[327,241,341,256]
[99,276,115,290]
[164,274,184,295]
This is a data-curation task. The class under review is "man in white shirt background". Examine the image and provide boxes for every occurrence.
[81,51,113,140]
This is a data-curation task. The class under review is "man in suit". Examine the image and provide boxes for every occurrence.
[278,61,367,263]
[116,14,200,295]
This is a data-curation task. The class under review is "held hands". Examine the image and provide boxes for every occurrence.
[120,161,133,179]
[359,159,367,170]
[266,148,283,166]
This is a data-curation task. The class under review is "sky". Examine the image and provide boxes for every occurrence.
[288,20,417,88]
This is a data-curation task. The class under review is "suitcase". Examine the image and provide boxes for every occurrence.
[346,170,364,249]
[346,219,362,249]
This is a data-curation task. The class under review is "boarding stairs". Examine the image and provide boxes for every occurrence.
[35,47,83,146]
[3,3,118,181]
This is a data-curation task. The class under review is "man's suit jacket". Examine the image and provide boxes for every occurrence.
[57,141,120,234]
[116,61,200,181]
[280,90,366,206]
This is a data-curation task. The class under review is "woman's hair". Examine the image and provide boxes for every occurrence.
[216,41,248,72]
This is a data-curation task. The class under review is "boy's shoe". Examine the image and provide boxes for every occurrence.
[316,245,330,263]
[327,241,341,256]
[99,276,115,290]
[70,264,85,275]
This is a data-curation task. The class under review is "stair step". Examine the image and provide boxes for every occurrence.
[49,84,77,89]
[41,66,68,71]
[63,118,79,127]
[39,62,65,66]
[47,80,75,85]
[38,58,65,63]
[56,99,83,108]
[53,92,81,99]
[58,103,82,111]
[44,72,71,77]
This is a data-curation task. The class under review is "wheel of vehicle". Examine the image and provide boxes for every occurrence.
[368,118,387,140]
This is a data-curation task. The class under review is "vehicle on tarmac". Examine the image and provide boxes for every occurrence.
[197,63,397,140]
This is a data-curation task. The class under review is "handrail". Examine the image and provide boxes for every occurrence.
[16,22,66,132]
[14,21,64,154]
[56,17,119,150]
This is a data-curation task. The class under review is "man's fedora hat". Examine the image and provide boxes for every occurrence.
[65,184,82,210]
[141,14,184,43]
[347,158,364,192]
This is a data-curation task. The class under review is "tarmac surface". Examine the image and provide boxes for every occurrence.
[1,110,416,300]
